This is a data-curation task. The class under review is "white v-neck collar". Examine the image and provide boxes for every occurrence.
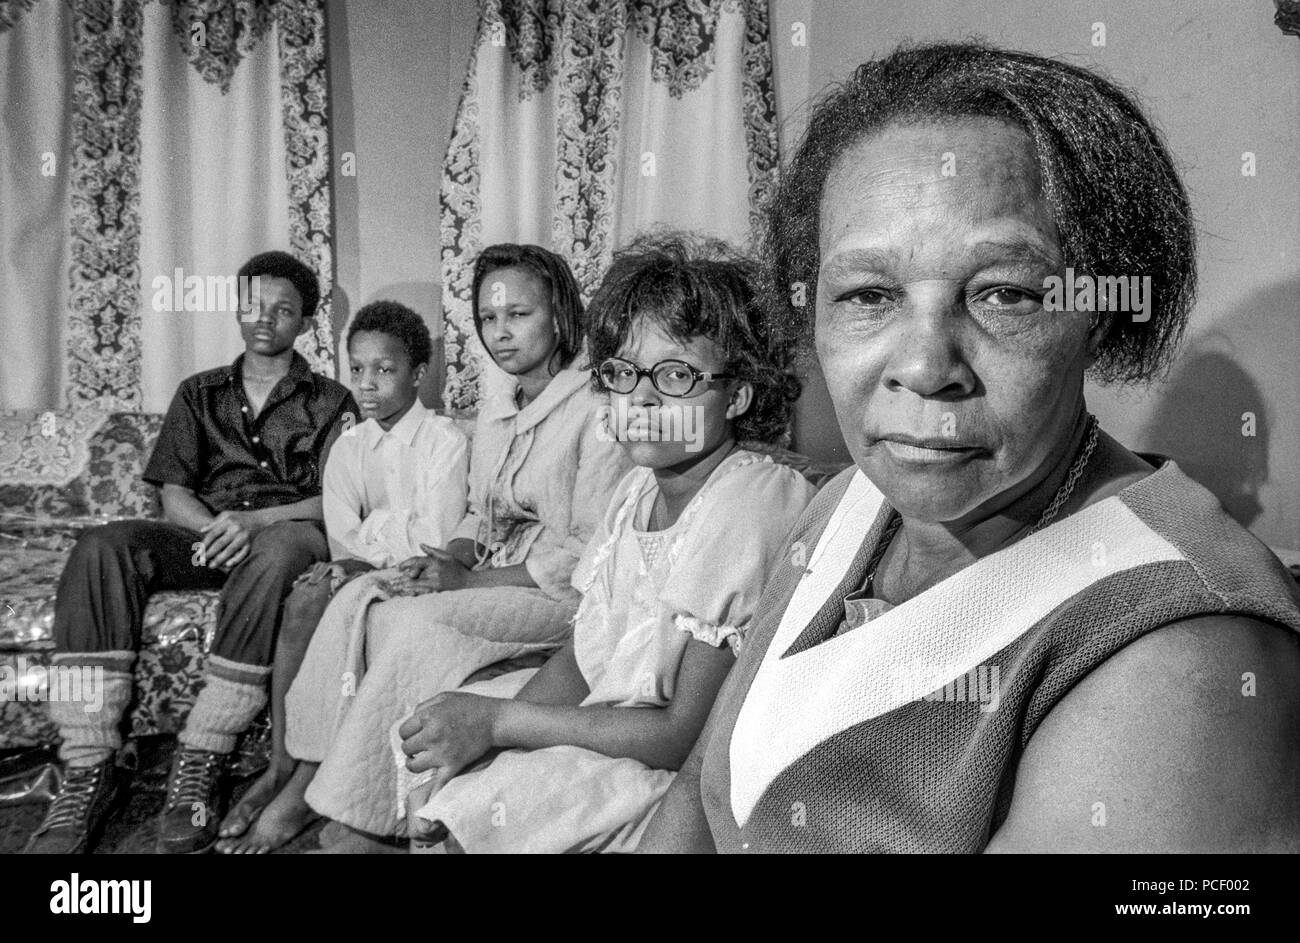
[728,466,1186,827]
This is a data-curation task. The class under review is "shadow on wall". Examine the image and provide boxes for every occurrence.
[1139,313,1282,530]
[330,286,351,380]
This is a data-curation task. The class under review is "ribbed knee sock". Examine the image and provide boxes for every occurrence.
[48,654,134,769]
[179,657,269,755]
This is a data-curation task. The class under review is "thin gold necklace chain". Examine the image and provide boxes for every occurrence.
[865,412,1100,592]
[1029,412,1100,535]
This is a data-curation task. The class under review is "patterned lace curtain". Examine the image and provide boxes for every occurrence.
[0,0,333,413]
[439,0,780,411]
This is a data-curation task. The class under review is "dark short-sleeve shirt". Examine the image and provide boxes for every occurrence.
[143,352,358,513]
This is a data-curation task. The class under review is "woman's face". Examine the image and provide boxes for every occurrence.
[815,118,1096,524]
[476,266,559,383]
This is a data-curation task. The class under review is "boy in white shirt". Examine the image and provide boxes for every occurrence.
[216,300,468,853]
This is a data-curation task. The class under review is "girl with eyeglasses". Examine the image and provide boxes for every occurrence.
[395,232,816,854]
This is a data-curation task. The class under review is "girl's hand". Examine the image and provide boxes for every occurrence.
[398,692,500,786]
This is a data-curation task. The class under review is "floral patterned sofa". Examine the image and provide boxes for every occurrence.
[0,408,234,755]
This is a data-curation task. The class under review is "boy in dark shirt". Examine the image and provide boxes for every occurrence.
[23,251,357,855]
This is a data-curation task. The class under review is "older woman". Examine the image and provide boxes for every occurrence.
[641,42,1300,854]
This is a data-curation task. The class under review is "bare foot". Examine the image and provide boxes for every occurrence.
[216,762,318,854]
[307,824,406,854]
[218,762,292,840]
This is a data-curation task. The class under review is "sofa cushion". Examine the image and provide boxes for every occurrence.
[0,411,163,522]
[0,408,106,519]
[84,413,165,520]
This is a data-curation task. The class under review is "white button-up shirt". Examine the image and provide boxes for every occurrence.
[322,401,469,568]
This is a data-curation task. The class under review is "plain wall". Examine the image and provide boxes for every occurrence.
[771,0,1300,551]
[327,0,479,407]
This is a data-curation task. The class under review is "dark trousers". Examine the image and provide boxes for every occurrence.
[52,518,329,669]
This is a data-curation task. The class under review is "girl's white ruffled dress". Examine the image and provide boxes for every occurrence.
[404,449,816,853]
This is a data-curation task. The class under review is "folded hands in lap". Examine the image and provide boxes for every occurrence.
[200,509,265,570]
[381,543,471,596]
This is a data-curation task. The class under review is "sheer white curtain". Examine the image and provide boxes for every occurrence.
[0,0,73,411]
[440,0,779,411]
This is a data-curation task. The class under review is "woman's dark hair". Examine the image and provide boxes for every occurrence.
[346,300,432,368]
[471,244,584,370]
[237,250,320,321]
[586,231,800,445]
[765,40,1197,385]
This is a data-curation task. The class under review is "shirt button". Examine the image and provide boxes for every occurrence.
[252,436,260,444]
[241,406,248,414]
[243,501,251,508]
[259,461,268,469]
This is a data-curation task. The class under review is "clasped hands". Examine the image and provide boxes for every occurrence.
[382,543,472,597]
[198,509,265,570]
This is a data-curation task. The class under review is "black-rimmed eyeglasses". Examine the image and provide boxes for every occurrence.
[594,357,734,398]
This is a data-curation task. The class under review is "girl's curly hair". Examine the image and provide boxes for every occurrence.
[586,231,801,445]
